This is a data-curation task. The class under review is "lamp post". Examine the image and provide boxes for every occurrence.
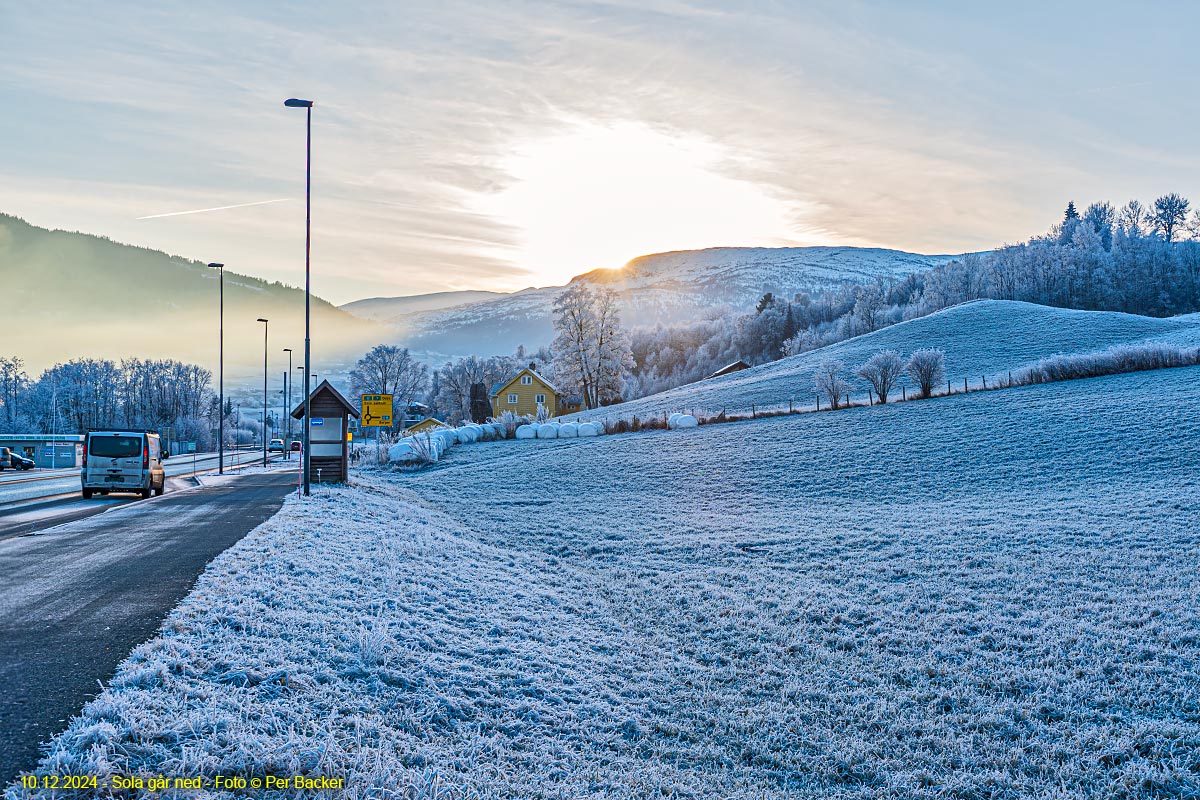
[284,97,314,495]
[207,263,225,474]
[257,318,269,466]
[283,347,293,460]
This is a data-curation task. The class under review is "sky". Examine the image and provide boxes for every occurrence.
[1,0,1197,304]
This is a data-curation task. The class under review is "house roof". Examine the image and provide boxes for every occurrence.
[291,379,362,419]
[489,367,561,397]
[405,416,446,430]
[703,360,752,381]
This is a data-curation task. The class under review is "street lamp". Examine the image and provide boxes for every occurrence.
[208,263,225,474]
[284,97,314,495]
[283,348,293,460]
[257,318,269,466]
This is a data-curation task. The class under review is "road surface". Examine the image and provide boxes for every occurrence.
[0,469,297,786]
[0,451,290,540]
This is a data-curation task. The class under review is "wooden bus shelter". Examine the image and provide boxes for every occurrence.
[291,379,360,483]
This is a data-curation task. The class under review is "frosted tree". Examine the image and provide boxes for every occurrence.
[552,285,634,409]
[1149,193,1190,243]
[1083,201,1115,250]
[814,360,851,409]
[1118,200,1147,235]
[906,349,945,398]
[349,344,429,430]
[855,350,904,403]
[851,284,886,334]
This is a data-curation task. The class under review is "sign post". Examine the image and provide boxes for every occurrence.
[360,393,393,464]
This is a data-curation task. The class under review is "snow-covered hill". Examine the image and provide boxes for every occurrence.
[393,246,960,358]
[339,290,507,321]
[566,299,1200,421]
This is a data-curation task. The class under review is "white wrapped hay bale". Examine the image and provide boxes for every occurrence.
[435,430,458,449]
[577,422,599,437]
[388,440,418,462]
[668,413,684,429]
[515,424,537,440]
[674,414,699,429]
[536,423,558,439]
[558,422,579,438]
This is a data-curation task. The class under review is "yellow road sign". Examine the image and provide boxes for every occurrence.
[360,394,393,427]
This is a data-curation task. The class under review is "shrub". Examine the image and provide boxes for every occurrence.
[906,349,946,399]
[409,433,438,465]
[488,410,523,439]
[815,360,852,410]
[855,350,904,404]
[1013,343,1200,386]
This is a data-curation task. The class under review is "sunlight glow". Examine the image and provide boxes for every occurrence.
[471,121,813,286]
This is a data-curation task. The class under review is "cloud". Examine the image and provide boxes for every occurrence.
[2,1,1197,302]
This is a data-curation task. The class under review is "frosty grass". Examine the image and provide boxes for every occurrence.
[8,367,1200,799]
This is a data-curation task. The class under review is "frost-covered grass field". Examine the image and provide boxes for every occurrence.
[9,367,1200,799]
[564,300,1200,422]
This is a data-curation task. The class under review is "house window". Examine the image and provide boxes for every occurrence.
[521,375,533,385]
[535,393,546,404]
[508,393,519,404]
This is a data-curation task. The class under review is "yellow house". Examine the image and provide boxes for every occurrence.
[490,366,578,418]
[403,417,448,436]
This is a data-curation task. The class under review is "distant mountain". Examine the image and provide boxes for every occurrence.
[394,246,961,359]
[0,214,382,382]
[340,290,507,322]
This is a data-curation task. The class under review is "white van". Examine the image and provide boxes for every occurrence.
[81,431,166,499]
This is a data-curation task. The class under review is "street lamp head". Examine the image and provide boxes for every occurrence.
[284,98,314,108]
[257,317,269,323]
[207,262,224,269]
[283,347,292,352]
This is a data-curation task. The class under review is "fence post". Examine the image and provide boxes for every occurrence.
[982,375,987,390]
[947,380,952,395]
[963,377,968,393]
[789,397,793,414]
[868,389,873,406]
[844,393,850,408]
[752,404,756,418]
[1008,371,1013,388]
[902,386,906,401]
[815,395,820,411]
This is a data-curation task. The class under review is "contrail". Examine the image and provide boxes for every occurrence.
[136,198,290,220]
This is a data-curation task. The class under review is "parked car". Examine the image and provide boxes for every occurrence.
[8,451,35,470]
[81,431,166,499]
[289,440,302,452]
[268,438,285,453]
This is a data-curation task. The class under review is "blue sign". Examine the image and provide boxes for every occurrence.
[311,418,324,426]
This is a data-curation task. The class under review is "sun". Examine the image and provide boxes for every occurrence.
[470,120,813,286]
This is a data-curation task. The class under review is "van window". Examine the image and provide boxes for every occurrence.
[89,435,142,458]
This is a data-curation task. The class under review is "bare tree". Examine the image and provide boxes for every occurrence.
[906,349,945,399]
[1147,194,1195,244]
[814,360,852,409]
[349,344,429,430]
[552,285,633,409]
[855,350,904,403]
[1149,193,1190,243]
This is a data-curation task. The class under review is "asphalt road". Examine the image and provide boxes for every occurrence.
[0,452,288,539]
[0,470,297,786]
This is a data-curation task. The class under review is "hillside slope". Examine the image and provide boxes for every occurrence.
[339,290,507,321]
[567,299,1200,420]
[0,214,381,380]
[397,246,960,358]
[30,366,1200,796]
